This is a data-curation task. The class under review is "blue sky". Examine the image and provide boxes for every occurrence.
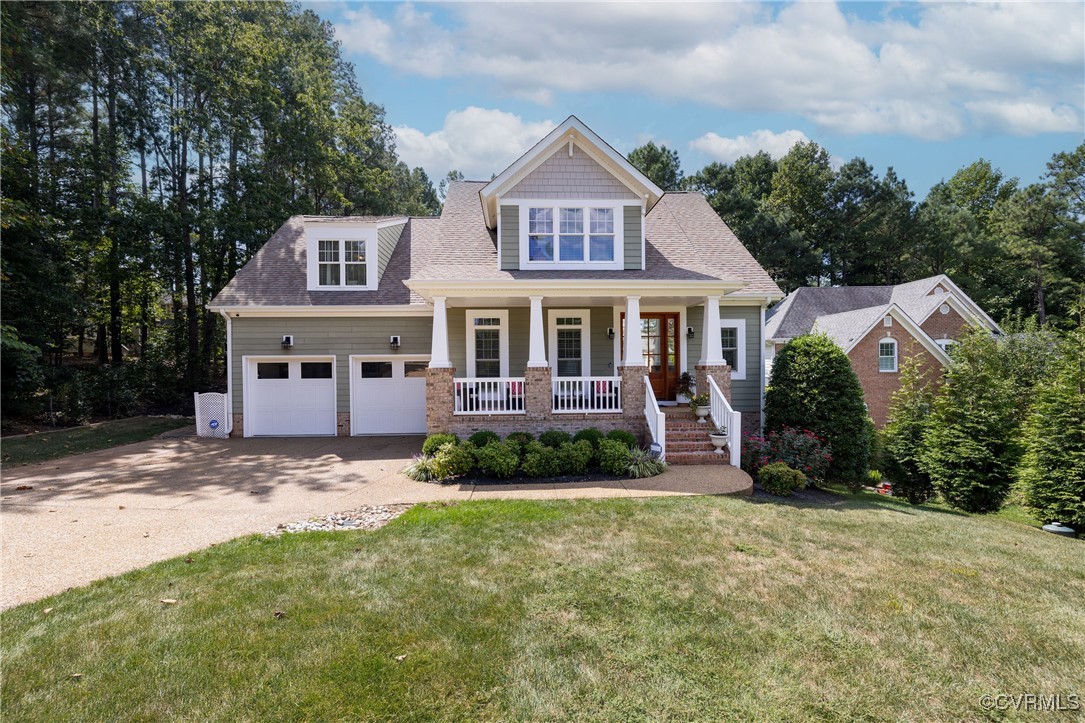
[314,1,1083,198]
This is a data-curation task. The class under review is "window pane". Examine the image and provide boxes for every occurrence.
[301,362,332,379]
[475,329,500,377]
[528,207,552,234]
[344,240,365,263]
[559,208,583,234]
[319,263,340,286]
[529,235,553,261]
[473,317,500,326]
[559,235,584,261]
[318,240,339,263]
[403,362,428,378]
[345,264,366,286]
[879,342,896,371]
[361,362,393,378]
[257,362,289,380]
[590,208,614,233]
[556,317,582,326]
[557,329,582,377]
[589,235,614,261]
[475,360,500,378]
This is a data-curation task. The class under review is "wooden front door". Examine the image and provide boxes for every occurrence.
[621,312,681,400]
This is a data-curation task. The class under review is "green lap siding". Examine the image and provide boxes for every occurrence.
[624,206,642,270]
[684,304,763,415]
[500,206,519,270]
[376,223,406,283]
[230,316,433,414]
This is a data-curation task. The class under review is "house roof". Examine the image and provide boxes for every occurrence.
[209,181,782,309]
[811,305,891,349]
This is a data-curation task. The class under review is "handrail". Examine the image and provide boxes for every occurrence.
[453,377,526,415]
[707,376,741,469]
[644,376,666,460]
[552,376,622,413]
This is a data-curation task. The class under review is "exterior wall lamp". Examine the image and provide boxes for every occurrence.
[389,335,401,351]
[687,326,695,339]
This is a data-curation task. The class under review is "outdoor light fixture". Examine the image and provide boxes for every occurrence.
[281,335,294,348]
[607,327,615,340]
[687,326,695,339]
[389,335,401,351]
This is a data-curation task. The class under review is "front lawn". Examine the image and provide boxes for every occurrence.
[2,494,1082,721]
[0,416,192,466]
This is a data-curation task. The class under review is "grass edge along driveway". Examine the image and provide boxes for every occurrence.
[1,416,192,466]
[2,493,1083,722]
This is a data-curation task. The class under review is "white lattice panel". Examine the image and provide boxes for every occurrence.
[194,392,229,438]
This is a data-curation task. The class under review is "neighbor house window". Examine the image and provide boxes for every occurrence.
[879,339,898,372]
[935,339,956,352]
[523,205,622,266]
[467,311,509,378]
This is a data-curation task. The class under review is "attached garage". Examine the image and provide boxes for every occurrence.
[351,356,428,435]
[243,356,337,436]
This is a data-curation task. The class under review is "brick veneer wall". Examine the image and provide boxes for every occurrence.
[920,303,968,342]
[850,327,943,427]
[694,364,732,403]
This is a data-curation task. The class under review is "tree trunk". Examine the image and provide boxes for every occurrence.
[108,65,123,366]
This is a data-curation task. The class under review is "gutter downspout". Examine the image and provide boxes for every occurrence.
[219,310,233,435]
[760,302,767,434]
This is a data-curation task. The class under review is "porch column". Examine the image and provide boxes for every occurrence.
[429,296,451,368]
[622,296,645,366]
[700,295,724,365]
[527,295,547,367]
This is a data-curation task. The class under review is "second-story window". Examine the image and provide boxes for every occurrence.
[527,205,618,263]
[528,208,554,261]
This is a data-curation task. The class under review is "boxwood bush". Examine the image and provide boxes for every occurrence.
[431,442,477,481]
[504,431,534,452]
[606,429,637,448]
[759,462,806,496]
[475,440,520,478]
[599,438,630,476]
[422,433,459,456]
[561,440,594,475]
[521,441,563,478]
[538,429,572,449]
[467,430,500,448]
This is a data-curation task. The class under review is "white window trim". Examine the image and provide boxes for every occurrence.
[306,225,377,291]
[719,318,747,381]
[935,338,956,351]
[879,337,898,373]
[516,199,630,271]
[466,309,509,378]
[241,355,337,439]
[548,309,591,378]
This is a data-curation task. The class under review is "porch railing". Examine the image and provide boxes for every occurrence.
[453,377,526,415]
[644,376,666,460]
[552,376,622,413]
[708,376,741,468]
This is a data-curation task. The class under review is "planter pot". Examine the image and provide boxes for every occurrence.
[694,405,710,423]
[676,394,691,404]
[708,433,728,454]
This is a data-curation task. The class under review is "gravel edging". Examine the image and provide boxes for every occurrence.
[267,504,413,535]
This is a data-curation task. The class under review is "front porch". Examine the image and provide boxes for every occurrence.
[422,292,742,466]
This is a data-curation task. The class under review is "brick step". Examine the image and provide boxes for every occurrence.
[666,428,716,438]
[666,440,719,453]
[666,450,731,465]
[666,419,713,428]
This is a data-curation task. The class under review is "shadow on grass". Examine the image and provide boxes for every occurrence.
[744,483,971,518]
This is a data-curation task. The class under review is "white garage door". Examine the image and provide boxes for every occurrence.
[352,358,427,435]
[246,358,336,436]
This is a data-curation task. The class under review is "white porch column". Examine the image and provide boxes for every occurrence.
[429,296,452,368]
[527,295,548,367]
[701,295,724,365]
[623,296,645,366]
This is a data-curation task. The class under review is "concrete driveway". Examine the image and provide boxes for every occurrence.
[1,435,750,609]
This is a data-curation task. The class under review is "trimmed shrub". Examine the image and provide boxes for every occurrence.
[403,455,437,482]
[599,439,629,476]
[606,429,637,448]
[475,440,520,479]
[422,433,459,456]
[560,440,594,476]
[759,462,806,496]
[919,329,1020,513]
[882,358,937,504]
[504,432,534,452]
[539,429,572,449]
[742,427,831,484]
[521,441,563,478]
[625,447,667,478]
[468,430,500,448]
[1018,325,1085,529]
[431,442,477,481]
[765,333,870,488]
[572,428,604,450]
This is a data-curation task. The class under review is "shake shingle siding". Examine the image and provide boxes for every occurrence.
[500,205,519,270]
[504,146,639,200]
[685,304,762,415]
[230,316,433,414]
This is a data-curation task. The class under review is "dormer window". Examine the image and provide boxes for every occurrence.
[306,224,379,291]
[519,202,626,270]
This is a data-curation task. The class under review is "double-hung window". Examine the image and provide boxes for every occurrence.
[318,240,340,286]
[315,238,371,288]
[879,339,898,372]
[467,311,509,378]
[717,318,747,380]
[524,205,621,266]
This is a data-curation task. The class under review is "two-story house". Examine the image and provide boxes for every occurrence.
[208,116,783,462]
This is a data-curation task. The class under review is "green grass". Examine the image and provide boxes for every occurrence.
[2,494,1082,721]
[0,416,192,466]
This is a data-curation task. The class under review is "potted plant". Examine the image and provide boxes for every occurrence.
[708,424,728,454]
[689,393,711,423]
[675,372,694,404]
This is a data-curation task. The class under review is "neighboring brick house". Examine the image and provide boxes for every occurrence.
[763,276,1001,426]
[208,116,784,465]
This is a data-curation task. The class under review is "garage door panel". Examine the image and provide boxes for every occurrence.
[352,359,427,435]
[247,359,336,436]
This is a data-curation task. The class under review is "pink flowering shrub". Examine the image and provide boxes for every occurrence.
[742,426,833,484]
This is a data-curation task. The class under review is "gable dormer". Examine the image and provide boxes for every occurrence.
[479,116,663,272]
[304,217,407,292]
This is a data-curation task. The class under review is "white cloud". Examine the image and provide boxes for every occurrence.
[335,1,1084,139]
[393,107,556,182]
[690,129,810,163]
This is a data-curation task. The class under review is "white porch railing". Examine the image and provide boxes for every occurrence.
[552,376,622,413]
[644,376,666,460]
[454,377,526,415]
[708,376,741,468]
